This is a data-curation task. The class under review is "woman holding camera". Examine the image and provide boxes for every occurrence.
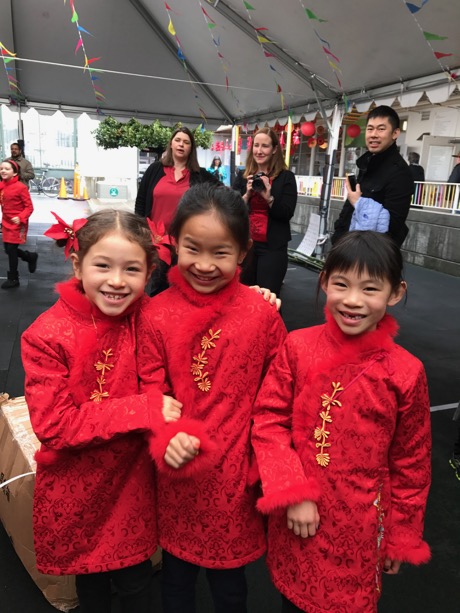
[233,127,297,296]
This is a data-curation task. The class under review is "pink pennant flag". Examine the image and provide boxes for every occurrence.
[264,50,274,57]
[323,47,340,63]
[75,39,83,54]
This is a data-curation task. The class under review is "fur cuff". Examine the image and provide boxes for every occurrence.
[257,479,321,514]
[147,418,218,478]
[385,535,431,565]
[34,447,71,466]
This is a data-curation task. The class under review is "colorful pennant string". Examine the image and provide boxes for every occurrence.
[0,41,23,103]
[240,0,286,110]
[164,2,209,122]
[64,0,107,110]
[403,0,456,80]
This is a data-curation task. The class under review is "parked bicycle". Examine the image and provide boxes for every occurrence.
[29,167,61,198]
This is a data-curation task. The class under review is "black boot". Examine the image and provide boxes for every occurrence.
[22,251,38,273]
[1,271,20,289]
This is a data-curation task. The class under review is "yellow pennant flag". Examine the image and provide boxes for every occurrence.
[168,17,176,36]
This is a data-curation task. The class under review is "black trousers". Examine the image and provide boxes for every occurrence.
[4,242,26,275]
[161,550,247,613]
[75,559,152,613]
[240,241,288,297]
[281,594,305,612]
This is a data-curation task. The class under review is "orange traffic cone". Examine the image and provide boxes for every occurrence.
[57,177,69,200]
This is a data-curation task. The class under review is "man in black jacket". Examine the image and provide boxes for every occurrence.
[332,106,414,246]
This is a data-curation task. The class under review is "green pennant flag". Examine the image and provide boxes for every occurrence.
[423,31,447,41]
[243,1,255,10]
[305,9,327,22]
[207,23,216,29]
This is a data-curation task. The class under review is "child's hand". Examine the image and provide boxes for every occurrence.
[164,432,200,468]
[250,285,282,311]
[10,216,20,225]
[162,395,182,423]
[383,558,401,574]
[287,500,320,538]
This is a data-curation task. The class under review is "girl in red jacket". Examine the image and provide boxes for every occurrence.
[137,182,287,613]
[21,210,182,613]
[0,159,38,289]
[252,231,432,613]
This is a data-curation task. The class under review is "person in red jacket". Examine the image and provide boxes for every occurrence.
[137,183,287,613]
[252,231,432,613]
[21,209,182,613]
[0,159,38,289]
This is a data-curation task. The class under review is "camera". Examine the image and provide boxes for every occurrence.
[347,173,357,191]
[252,172,267,192]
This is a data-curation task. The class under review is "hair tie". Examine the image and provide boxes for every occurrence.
[146,219,174,265]
[44,212,88,259]
[7,159,19,173]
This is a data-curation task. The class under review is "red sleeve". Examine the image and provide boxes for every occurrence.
[252,334,320,514]
[17,183,34,224]
[385,363,432,565]
[21,327,164,451]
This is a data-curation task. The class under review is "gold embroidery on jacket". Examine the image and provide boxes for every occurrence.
[90,348,114,402]
[373,484,385,593]
[191,329,221,392]
[314,381,343,466]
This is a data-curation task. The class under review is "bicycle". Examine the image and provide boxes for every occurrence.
[29,167,61,198]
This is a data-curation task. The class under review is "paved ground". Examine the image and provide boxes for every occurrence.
[1,196,459,612]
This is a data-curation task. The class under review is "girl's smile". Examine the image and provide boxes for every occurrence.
[71,231,149,316]
[321,266,405,336]
[176,211,248,295]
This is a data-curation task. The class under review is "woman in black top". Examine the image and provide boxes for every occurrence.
[233,127,297,296]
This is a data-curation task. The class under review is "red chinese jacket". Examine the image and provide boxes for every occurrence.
[21,278,164,575]
[0,175,33,243]
[252,312,431,613]
[138,267,287,569]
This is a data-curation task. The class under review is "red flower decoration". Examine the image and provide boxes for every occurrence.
[147,219,174,265]
[44,212,87,259]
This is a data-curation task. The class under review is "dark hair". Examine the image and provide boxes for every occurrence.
[162,127,200,173]
[408,151,420,164]
[10,142,23,152]
[69,209,157,270]
[3,158,22,179]
[320,231,404,291]
[244,127,287,180]
[170,183,250,252]
[212,156,222,167]
[367,105,400,131]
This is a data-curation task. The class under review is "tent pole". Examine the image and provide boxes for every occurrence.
[17,103,25,157]
[315,103,344,258]
[284,116,292,167]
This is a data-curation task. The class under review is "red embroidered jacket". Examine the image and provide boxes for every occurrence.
[252,312,431,613]
[0,175,33,244]
[21,278,164,575]
[138,267,287,569]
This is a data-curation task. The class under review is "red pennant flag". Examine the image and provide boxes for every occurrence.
[434,51,453,59]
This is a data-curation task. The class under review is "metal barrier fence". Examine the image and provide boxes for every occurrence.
[295,176,460,213]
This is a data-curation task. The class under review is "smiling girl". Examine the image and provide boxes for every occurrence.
[21,210,182,613]
[137,182,287,613]
[252,231,431,613]
[0,158,38,289]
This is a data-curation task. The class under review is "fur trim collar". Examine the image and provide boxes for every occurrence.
[167,265,240,307]
[56,277,145,326]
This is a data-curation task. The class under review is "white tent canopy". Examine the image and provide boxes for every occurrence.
[1,0,459,127]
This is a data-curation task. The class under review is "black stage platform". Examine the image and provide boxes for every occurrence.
[1,226,459,612]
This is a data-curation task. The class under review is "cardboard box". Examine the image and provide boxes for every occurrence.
[0,394,78,612]
[0,394,163,611]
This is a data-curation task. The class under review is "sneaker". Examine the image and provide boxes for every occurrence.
[449,454,460,481]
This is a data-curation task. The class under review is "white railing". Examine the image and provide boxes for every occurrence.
[296,176,460,214]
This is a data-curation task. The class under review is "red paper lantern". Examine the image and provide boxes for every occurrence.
[292,130,301,146]
[301,121,316,137]
[317,136,325,147]
[347,124,361,138]
[307,137,317,148]
[316,125,326,136]
[279,132,285,147]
